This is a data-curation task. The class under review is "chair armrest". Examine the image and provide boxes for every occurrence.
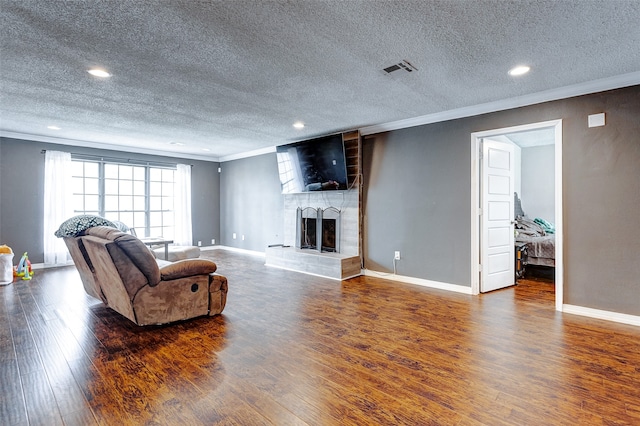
[209,273,228,293]
[208,274,228,315]
[159,259,217,281]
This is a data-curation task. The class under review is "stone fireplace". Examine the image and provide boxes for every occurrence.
[265,131,361,280]
[265,190,360,279]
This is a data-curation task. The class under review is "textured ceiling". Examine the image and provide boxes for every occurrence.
[1,0,639,161]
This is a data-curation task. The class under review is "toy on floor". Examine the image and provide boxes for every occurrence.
[0,245,14,285]
[14,252,33,280]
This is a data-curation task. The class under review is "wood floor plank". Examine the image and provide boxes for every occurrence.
[61,409,99,426]
[223,374,310,426]
[0,359,28,425]
[67,355,134,426]
[2,286,30,426]
[33,318,97,421]
[2,252,640,425]
[20,369,63,426]
[10,281,98,425]
[7,299,43,377]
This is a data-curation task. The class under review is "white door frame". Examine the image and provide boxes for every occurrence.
[470,119,563,311]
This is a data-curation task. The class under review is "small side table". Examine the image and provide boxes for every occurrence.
[139,237,173,260]
[515,242,528,281]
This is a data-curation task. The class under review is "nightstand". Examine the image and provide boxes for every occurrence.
[515,242,528,281]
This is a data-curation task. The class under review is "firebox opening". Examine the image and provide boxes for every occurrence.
[322,218,336,252]
[300,217,317,250]
[297,207,341,253]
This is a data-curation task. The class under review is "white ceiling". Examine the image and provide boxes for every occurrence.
[505,128,556,148]
[1,1,639,161]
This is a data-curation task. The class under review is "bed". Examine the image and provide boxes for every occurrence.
[514,193,556,268]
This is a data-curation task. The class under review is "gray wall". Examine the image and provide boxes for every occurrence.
[563,87,640,315]
[363,85,640,315]
[362,123,471,286]
[521,144,555,221]
[219,153,283,252]
[0,138,44,262]
[0,140,2,244]
[191,159,220,247]
[0,137,220,263]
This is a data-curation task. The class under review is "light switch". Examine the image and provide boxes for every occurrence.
[588,113,605,128]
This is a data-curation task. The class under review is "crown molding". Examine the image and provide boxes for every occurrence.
[359,71,640,136]
[218,146,276,162]
[0,131,221,163]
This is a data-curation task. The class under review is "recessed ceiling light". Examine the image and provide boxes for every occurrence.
[87,68,111,78]
[508,65,530,76]
[202,148,211,152]
[169,141,185,146]
[47,125,61,130]
[293,121,305,129]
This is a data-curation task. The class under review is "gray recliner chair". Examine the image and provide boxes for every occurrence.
[63,226,228,326]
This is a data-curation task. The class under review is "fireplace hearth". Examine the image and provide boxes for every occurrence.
[297,207,341,253]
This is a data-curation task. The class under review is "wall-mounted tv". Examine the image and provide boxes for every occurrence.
[276,134,348,194]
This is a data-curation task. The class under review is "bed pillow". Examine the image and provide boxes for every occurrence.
[514,192,525,218]
[54,215,116,238]
[515,216,546,236]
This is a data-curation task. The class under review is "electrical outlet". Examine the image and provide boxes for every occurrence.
[394,251,401,260]
[211,239,215,245]
[197,241,202,247]
[233,233,236,239]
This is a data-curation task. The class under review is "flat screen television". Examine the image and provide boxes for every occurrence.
[276,134,348,194]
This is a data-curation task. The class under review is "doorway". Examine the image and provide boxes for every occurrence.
[470,120,563,311]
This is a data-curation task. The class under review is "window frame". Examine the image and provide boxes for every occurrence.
[71,158,176,238]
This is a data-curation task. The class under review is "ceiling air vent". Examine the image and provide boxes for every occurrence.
[382,60,418,74]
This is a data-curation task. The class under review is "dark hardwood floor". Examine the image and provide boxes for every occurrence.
[2,250,640,425]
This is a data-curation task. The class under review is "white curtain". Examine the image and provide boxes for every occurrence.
[43,150,73,265]
[174,163,193,246]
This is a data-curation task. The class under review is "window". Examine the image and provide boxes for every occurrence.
[276,148,303,194]
[71,160,176,239]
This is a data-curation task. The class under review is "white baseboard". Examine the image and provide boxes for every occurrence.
[205,245,266,258]
[562,304,640,327]
[362,269,473,294]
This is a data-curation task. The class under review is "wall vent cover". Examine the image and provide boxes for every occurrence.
[382,60,418,74]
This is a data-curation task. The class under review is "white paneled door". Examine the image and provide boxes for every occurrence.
[480,138,515,292]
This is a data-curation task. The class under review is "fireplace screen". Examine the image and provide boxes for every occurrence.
[297,207,340,253]
[300,216,317,249]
